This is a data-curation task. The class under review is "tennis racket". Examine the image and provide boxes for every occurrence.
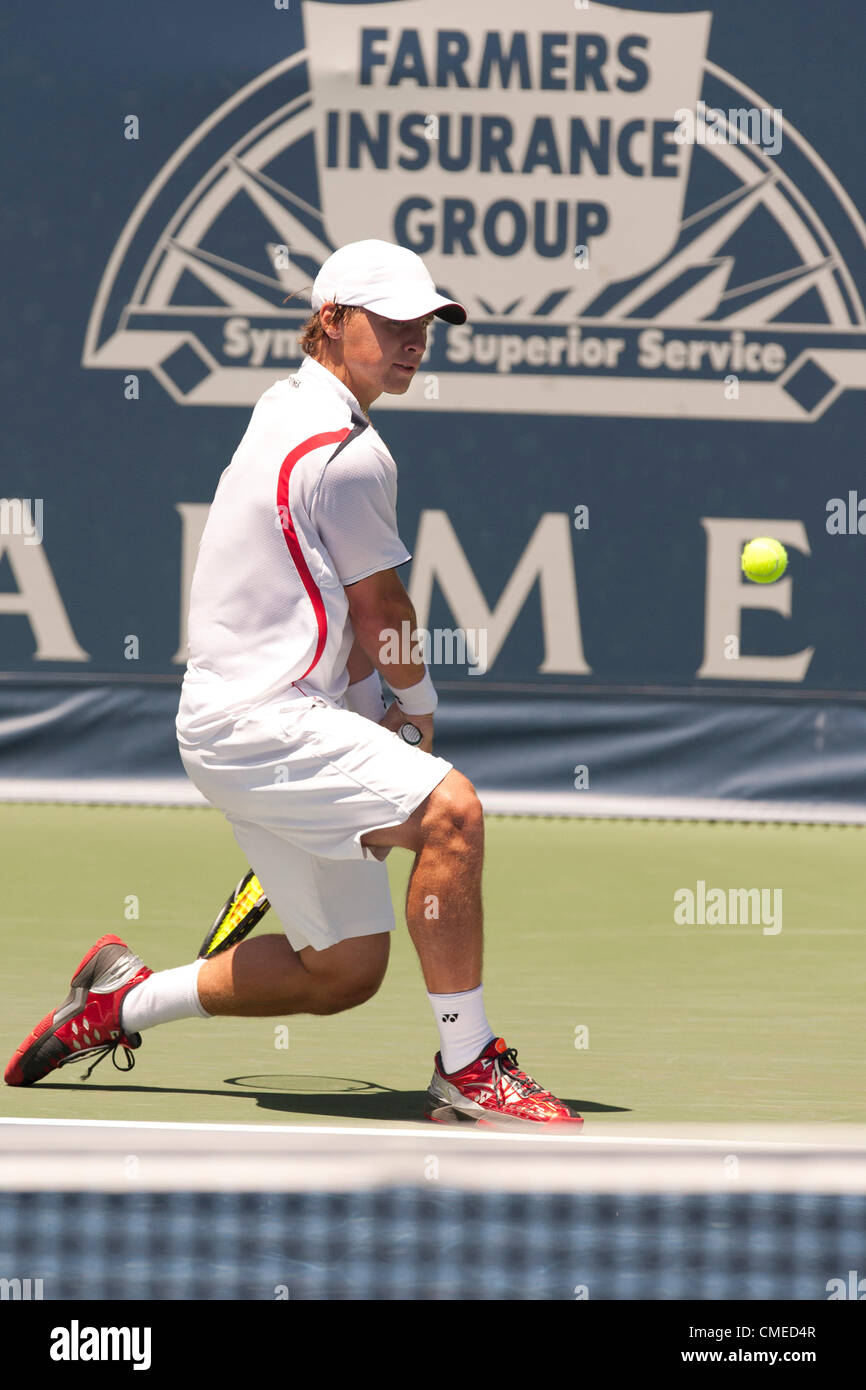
[197,869,271,959]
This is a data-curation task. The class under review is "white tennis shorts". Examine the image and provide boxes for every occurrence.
[179,690,453,953]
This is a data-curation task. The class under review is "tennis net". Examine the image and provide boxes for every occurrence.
[2,1187,865,1301]
[2,1119,865,1301]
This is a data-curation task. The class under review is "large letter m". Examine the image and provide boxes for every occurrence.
[407,511,589,675]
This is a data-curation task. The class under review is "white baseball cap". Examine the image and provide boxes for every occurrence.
[311,239,467,324]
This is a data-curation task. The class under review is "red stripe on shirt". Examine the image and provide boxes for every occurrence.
[276,428,351,679]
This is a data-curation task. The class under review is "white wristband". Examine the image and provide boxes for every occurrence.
[344,671,386,723]
[391,669,438,715]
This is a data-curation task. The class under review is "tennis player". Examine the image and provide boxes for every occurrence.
[5,240,582,1128]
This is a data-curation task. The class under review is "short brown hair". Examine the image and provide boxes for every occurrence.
[284,290,358,361]
[284,287,358,361]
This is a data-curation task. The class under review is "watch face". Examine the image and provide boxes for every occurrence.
[399,722,422,746]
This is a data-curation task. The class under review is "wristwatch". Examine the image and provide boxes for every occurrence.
[399,721,423,746]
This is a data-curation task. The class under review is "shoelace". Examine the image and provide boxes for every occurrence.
[80,1042,137,1082]
[495,1047,551,1099]
[57,1041,137,1082]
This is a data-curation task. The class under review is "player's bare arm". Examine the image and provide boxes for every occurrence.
[345,568,434,752]
[345,633,375,685]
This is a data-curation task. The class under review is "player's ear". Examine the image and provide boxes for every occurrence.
[322,304,356,341]
[320,304,339,340]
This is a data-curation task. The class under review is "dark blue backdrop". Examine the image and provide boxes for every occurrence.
[2,0,864,805]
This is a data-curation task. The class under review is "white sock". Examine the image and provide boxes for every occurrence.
[120,961,211,1033]
[428,984,494,1074]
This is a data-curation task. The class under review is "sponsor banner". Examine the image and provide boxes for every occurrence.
[2,0,866,797]
[82,1,866,419]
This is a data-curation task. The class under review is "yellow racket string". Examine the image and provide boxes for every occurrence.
[207,875,266,954]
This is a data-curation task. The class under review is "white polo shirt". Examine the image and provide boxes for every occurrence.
[176,356,411,740]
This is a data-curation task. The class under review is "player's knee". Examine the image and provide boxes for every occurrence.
[304,933,389,1015]
[312,972,384,1015]
[424,771,483,849]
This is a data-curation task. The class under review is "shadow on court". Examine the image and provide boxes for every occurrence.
[35,1074,629,1122]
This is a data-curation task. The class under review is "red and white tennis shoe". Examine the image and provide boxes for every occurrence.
[4,935,151,1086]
[425,1036,583,1128]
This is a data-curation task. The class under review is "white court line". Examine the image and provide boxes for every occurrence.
[4,1119,864,1193]
[0,1116,592,1146]
[1,1116,863,1152]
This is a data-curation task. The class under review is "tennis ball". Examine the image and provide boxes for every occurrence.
[741,537,788,583]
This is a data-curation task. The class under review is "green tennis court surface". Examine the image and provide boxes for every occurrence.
[1,804,863,1128]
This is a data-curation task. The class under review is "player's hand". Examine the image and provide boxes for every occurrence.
[380,701,434,754]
